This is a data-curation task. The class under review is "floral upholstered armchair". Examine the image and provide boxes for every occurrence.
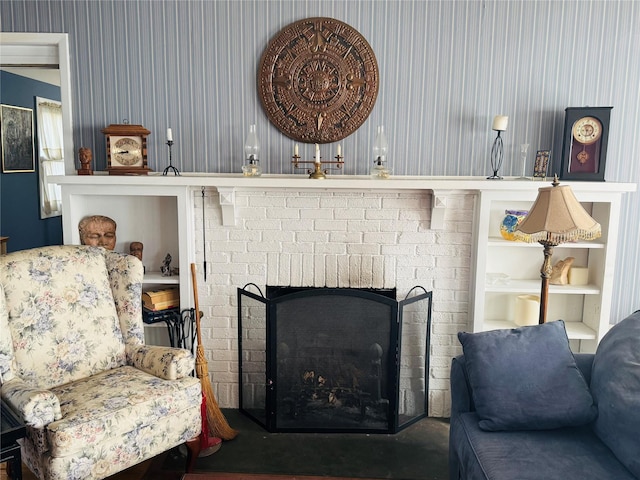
[0,245,202,480]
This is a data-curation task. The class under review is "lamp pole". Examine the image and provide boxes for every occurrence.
[538,241,556,324]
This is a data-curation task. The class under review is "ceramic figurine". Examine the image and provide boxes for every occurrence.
[550,256,575,285]
[161,253,172,276]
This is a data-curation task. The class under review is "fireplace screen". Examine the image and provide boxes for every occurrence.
[238,285,432,433]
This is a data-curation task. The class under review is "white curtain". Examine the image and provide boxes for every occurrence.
[36,97,64,217]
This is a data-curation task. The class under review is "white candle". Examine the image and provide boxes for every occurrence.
[294,144,299,156]
[568,267,589,286]
[167,128,173,141]
[315,143,321,163]
[492,115,508,131]
[337,144,342,156]
[514,295,540,326]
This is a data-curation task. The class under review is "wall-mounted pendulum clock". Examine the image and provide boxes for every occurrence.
[257,17,379,143]
[559,107,612,181]
[102,123,152,175]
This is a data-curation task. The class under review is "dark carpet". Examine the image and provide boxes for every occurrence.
[162,409,450,480]
[182,474,379,480]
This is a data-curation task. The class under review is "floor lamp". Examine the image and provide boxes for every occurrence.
[514,175,602,324]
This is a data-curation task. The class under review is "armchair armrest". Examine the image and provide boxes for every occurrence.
[127,344,195,380]
[1,377,61,428]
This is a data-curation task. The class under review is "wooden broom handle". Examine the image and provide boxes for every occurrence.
[190,263,203,345]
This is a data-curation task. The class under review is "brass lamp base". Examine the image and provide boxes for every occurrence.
[309,163,326,179]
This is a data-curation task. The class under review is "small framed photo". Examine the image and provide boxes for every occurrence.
[1,104,35,173]
[533,150,550,179]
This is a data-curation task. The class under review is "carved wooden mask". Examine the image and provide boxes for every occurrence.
[258,17,379,144]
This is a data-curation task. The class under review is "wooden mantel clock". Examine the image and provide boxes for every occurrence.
[559,107,612,181]
[102,123,152,175]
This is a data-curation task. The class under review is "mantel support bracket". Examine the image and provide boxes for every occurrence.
[430,190,454,230]
[217,187,236,226]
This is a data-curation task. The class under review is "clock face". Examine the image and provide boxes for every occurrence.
[258,17,379,143]
[572,117,602,145]
[111,136,143,166]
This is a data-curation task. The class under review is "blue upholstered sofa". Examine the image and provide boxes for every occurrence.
[449,311,640,480]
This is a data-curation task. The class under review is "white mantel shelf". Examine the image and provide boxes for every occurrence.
[51,173,636,229]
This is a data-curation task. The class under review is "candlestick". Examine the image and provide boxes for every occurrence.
[488,115,507,179]
[162,139,180,176]
[291,146,343,179]
[167,128,173,142]
[337,144,341,156]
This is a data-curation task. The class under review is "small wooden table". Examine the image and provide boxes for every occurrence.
[1,400,26,480]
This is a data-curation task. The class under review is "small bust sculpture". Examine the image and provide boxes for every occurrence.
[129,241,143,261]
[78,147,93,175]
[78,215,117,250]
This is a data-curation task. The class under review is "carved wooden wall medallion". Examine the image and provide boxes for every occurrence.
[258,17,379,144]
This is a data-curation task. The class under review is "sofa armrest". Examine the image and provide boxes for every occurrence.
[573,353,594,385]
[450,355,475,421]
[1,377,61,428]
[127,344,195,380]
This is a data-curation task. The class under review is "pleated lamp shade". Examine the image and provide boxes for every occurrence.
[514,176,601,244]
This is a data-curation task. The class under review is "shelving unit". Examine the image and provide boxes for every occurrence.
[51,174,635,353]
[471,188,627,353]
[57,182,194,346]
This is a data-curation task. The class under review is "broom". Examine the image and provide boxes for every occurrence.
[191,263,238,441]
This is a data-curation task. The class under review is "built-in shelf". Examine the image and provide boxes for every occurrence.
[472,186,636,353]
[484,320,598,340]
[50,173,636,230]
[144,272,180,285]
[50,174,635,353]
[484,279,600,295]
[487,237,606,249]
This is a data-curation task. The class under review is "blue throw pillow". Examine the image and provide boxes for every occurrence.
[458,320,597,431]
[591,311,640,478]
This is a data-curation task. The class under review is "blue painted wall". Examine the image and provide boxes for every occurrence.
[0,71,63,252]
[1,0,638,318]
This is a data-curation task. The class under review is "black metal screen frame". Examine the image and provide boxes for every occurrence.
[238,285,432,434]
[394,287,433,432]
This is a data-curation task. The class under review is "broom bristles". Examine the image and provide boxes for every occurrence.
[201,378,238,440]
[195,346,238,440]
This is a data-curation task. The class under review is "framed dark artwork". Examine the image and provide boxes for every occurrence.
[533,150,550,179]
[559,106,612,181]
[1,104,35,173]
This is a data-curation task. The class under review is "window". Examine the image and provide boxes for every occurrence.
[36,96,64,218]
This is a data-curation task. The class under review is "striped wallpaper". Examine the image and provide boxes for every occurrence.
[2,0,639,319]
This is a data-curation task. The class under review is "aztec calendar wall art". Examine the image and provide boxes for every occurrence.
[258,17,379,144]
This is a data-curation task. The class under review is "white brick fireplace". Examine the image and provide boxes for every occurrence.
[55,174,632,419]
[198,185,475,417]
